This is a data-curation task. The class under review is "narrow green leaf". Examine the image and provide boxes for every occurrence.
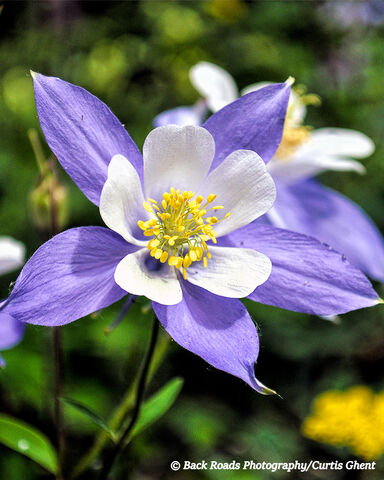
[61,397,116,441]
[0,414,57,474]
[128,377,184,441]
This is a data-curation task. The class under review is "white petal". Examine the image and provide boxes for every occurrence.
[190,61,238,112]
[268,153,366,184]
[0,237,25,275]
[100,154,148,246]
[143,125,215,201]
[114,248,182,305]
[242,84,306,127]
[300,128,375,158]
[185,246,271,298]
[197,150,276,237]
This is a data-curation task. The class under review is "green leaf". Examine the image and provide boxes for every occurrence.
[128,377,184,441]
[0,414,58,474]
[60,397,116,441]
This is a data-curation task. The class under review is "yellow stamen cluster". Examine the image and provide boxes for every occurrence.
[302,386,384,461]
[276,84,321,160]
[138,188,230,279]
[275,125,312,160]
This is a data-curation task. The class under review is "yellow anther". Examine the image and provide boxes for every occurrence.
[160,251,168,263]
[189,250,197,262]
[196,247,203,260]
[161,199,167,209]
[170,187,175,195]
[143,201,153,213]
[148,239,160,249]
[195,195,203,204]
[183,267,187,280]
[148,198,158,204]
[150,247,157,257]
[224,212,231,219]
[207,194,217,203]
[147,219,158,227]
[137,220,146,230]
[175,257,183,269]
[143,230,155,237]
[183,255,192,268]
[301,93,321,107]
[208,216,218,224]
[203,257,208,268]
[177,226,185,232]
[154,249,163,260]
[212,206,224,210]
[168,256,178,267]
[163,192,170,202]
[207,250,212,259]
[168,236,179,246]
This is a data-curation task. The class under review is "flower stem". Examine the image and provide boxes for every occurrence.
[49,159,65,479]
[70,324,168,479]
[28,128,47,175]
[98,317,159,480]
[53,327,64,480]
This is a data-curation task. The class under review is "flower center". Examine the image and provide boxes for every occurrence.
[275,86,321,161]
[138,188,230,279]
[275,125,312,160]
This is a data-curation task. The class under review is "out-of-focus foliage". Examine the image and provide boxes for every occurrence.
[0,1,384,479]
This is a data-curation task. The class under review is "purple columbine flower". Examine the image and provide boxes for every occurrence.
[0,236,25,366]
[159,61,384,283]
[0,73,379,392]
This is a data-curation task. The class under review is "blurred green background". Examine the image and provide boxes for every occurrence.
[1,1,384,479]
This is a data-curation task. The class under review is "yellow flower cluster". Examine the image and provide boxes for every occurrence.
[302,386,384,460]
[138,187,230,279]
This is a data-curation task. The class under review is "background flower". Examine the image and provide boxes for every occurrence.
[158,61,384,283]
[0,236,25,366]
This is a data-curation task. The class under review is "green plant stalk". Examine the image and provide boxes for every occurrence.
[70,327,169,479]
[28,128,48,176]
[98,317,160,479]
[49,159,65,480]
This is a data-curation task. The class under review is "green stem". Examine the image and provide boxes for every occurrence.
[98,317,159,479]
[27,128,47,175]
[49,162,64,479]
[53,327,64,480]
[70,319,169,479]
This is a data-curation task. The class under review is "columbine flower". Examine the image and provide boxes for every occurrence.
[157,61,384,283]
[0,73,379,392]
[0,236,25,366]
